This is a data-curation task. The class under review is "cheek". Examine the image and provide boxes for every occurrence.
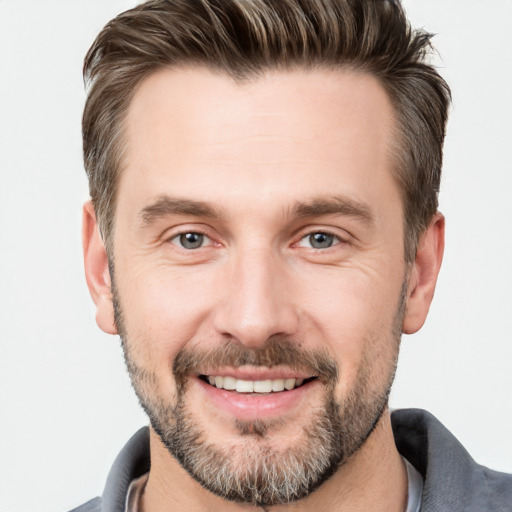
[297,267,403,383]
[116,265,216,371]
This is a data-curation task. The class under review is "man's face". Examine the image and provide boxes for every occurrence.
[110,68,408,505]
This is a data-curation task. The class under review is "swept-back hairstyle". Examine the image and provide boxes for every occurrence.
[83,0,450,261]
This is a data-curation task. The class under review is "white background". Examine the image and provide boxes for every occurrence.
[0,1,511,511]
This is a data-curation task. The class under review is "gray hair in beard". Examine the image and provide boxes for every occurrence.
[112,271,407,506]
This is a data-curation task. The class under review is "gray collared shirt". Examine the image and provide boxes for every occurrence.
[68,409,512,512]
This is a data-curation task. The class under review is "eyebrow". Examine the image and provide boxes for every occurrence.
[139,194,374,227]
[290,196,375,225]
[140,196,224,225]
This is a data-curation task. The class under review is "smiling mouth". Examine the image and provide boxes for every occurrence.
[199,375,317,393]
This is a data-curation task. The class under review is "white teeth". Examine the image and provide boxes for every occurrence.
[284,378,296,390]
[223,376,237,390]
[206,376,307,393]
[271,379,285,392]
[235,380,254,393]
[253,380,272,393]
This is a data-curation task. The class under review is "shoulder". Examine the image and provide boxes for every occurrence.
[391,408,512,511]
[67,497,102,512]
[66,428,150,512]
[479,465,512,511]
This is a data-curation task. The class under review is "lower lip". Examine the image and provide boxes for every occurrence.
[196,378,320,421]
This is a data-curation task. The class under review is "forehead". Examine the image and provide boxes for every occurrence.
[120,67,398,218]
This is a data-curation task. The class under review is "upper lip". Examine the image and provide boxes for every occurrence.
[197,367,315,381]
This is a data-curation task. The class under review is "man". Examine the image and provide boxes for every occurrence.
[74,0,512,511]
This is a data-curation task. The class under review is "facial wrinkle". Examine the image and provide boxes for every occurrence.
[112,269,409,507]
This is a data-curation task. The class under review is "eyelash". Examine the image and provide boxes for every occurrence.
[166,228,346,252]
[168,230,213,250]
[295,230,345,250]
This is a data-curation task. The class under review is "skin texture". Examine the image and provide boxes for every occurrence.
[83,68,444,511]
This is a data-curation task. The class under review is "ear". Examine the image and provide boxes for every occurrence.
[82,201,118,335]
[403,212,445,334]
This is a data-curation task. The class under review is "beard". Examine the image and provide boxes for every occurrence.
[113,278,406,507]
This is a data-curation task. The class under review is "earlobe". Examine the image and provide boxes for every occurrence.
[82,201,118,335]
[402,212,445,334]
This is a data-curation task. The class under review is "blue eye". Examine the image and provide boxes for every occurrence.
[309,233,334,248]
[173,232,206,249]
[298,232,339,249]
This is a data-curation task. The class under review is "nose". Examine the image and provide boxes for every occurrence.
[212,247,299,348]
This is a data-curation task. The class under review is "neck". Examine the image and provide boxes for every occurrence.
[141,410,407,512]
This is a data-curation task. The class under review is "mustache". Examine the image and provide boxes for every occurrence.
[172,337,339,390]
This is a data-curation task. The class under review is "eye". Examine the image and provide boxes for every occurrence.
[171,232,209,250]
[298,232,340,249]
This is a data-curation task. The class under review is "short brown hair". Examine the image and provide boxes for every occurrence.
[83,0,450,261]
